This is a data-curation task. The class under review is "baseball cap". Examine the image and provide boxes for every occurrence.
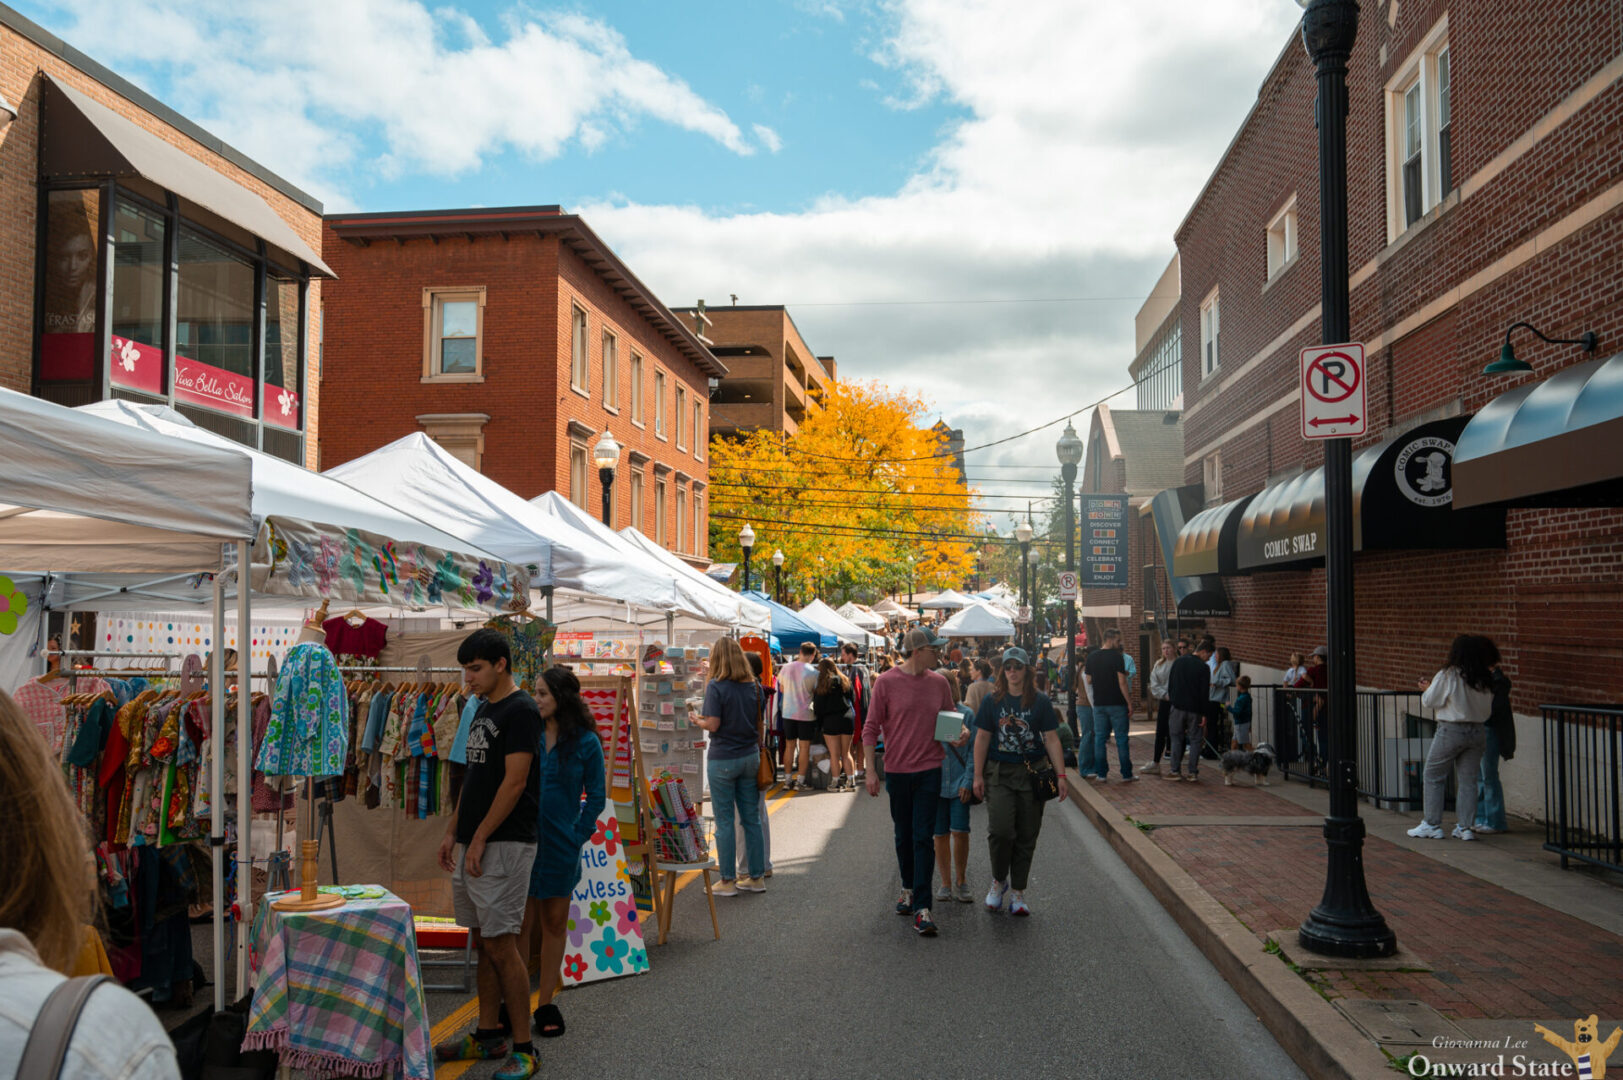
[1312,645,1329,657]
[1000,646,1030,667]
[902,627,948,656]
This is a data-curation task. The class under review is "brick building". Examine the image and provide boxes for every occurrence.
[1165,1,1623,814]
[672,304,833,439]
[319,206,723,565]
[0,3,328,465]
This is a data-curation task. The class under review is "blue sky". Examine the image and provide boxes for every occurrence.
[16,0,1303,510]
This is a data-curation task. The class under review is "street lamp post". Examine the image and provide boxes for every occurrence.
[1057,421,1083,734]
[1015,521,1033,652]
[739,522,755,594]
[1026,547,1040,655]
[772,549,785,604]
[593,429,621,527]
[1295,0,1397,959]
[906,555,915,606]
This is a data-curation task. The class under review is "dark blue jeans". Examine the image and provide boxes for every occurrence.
[885,768,942,912]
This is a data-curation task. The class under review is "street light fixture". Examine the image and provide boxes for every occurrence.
[906,554,915,605]
[1057,420,1083,734]
[1295,0,1397,960]
[592,428,621,527]
[1483,321,1597,375]
[1014,521,1033,651]
[738,522,755,594]
[772,548,785,604]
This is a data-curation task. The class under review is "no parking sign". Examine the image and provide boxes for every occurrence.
[1300,343,1367,439]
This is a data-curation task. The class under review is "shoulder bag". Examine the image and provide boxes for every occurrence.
[1024,720,1061,802]
[17,974,110,1080]
[754,684,776,790]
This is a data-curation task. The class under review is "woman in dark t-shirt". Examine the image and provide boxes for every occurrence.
[696,637,768,894]
[812,659,855,791]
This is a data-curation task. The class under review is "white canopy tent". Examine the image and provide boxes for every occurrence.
[799,599,885,648]
[871,598,911,619]
[836,602,887,631]
[939,601,1016,639]
[618,527,771,633]
[918,589,976,611]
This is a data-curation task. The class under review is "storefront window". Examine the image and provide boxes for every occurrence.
[109,199,166,397]
[177,227,255,418]
[264,269,300,429]
[39,188,101,401]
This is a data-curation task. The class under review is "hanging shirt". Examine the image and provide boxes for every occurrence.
[257,641,349,778]
[14,675,110,756]
[321,616,388,659]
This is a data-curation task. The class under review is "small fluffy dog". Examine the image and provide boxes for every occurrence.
[1220,743,1276,787]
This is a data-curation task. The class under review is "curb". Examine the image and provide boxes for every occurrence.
[1065,771,1393,1080]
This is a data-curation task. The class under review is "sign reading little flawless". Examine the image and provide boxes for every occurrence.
[1080,494,1128,588]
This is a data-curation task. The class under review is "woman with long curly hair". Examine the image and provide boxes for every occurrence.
[812,658,855,791]
[1408,635,1498,842]
[0,690,179,1077]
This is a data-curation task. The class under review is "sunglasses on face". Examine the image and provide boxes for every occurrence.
[1002,662,1025,671]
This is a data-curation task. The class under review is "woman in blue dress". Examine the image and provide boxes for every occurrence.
[515,666,604,1039]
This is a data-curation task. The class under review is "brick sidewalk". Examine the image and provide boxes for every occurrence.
[1086,732,1623,1022]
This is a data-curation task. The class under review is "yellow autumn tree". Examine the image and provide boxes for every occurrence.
[707,381,980,604]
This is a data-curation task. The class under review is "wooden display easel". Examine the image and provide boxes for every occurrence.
[579,675,663,927]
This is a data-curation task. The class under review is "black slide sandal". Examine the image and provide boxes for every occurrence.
[533,1002,565,1038]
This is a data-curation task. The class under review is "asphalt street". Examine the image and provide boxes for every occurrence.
[425,781,1307,1080]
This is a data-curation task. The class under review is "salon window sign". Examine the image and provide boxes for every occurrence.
[1081,494,1128,588]
[110,335,298,426]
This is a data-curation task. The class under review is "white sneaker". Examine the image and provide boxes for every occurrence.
[984,879,1008,911]
[1009,891,1030,917]
[1406,822,1445,839]
[1451,825,1477,841]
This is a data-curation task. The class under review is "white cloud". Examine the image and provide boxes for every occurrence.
[29,0,757,203]
[752,123,785,153]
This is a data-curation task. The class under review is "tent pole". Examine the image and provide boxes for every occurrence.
[666,612,674,644]
[36,573,50,676]
[235,541,253,999]
[209,572,226,1012]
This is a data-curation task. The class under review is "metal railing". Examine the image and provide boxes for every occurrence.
[1245,684,1436,810]
[1542,705,1623,873]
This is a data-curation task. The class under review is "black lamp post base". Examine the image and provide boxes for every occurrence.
[1297,814,1397,958]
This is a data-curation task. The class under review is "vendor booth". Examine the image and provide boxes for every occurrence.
[799,599,886,649]
[741,591,837,651]
[918,589,975,611]
[939,601,1016,639]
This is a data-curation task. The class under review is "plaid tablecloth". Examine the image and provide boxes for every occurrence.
[244,887,432,1080]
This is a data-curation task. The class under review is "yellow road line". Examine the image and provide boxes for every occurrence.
[428,783,798,1051]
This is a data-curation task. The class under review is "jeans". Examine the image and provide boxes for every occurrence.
[1422,721,1486,828]
[1152,700,1171,763]
[1474,725,1507,831]
[1091,704,1132,779]
[885,768,942,911]
[736,787,773,877]
[707,755,765,880]
[1076,705,1098,776]
[1168,707,1203,776]
[984,760,1044,890]
[933,795,971,836]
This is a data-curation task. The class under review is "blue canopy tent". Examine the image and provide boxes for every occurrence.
[742,590,837,651]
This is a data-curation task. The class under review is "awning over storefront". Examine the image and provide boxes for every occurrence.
[1453,352,1623,509]
[1151,486,1232,616]
[40,76,335,277]
[1234,416,1505,571]
[1171,493,1252,578]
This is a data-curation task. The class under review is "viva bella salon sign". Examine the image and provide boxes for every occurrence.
[111,335,299,428]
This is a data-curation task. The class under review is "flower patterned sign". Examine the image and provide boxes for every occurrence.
[562,811,648,988]
[0,576,27,635]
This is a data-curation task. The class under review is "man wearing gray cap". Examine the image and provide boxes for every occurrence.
[864,626,956,936]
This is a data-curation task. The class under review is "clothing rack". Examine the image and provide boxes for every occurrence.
[335,665,464,674]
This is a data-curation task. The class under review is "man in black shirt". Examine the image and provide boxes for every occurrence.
[1083,629,1135,782]
[1165,641,1212,782]
[436,629,542,1078]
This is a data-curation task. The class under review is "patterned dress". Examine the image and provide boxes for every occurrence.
[256,642,349,778]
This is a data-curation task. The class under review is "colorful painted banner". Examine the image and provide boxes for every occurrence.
[561,811,649,988]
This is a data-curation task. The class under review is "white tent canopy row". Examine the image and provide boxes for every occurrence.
[836,602,887,631]
[618,526,770,634]
[918,589,976,611]
[798,599,886,648]
[939,601,1016,639]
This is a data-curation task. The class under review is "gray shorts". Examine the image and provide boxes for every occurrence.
[451,841,536,939]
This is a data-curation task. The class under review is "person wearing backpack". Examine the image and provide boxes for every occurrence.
[0,689,180,1079]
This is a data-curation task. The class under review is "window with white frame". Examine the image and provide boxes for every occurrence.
[1266,197,1298,280]
[629,352,644,423]
[675,487,688,554]
[1203,451,1223,505]
[421,287,485,380]
[654,477,667,544]
[675,385,687,449]
[693,401,704,459]
[654,370,667,437]
[1199,289,1220,376]
[1386,20,1453,238]
[629,471,644,532]
[693,490,703,554]
[570,305,589,392]
[602,330,618,409]
[569,442,589,510]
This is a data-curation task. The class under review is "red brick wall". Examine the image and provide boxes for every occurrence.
[1173,0,1623,712]
[0,25,325,465]
[319,225,710,558]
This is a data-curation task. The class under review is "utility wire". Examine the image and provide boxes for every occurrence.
[708,511,1068,546]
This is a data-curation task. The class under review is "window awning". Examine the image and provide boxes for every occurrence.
[41,76,334,278]
[1171,493,1253,578]
[1151,486,1232,616]
[1233,416,1505,571]
[1453,352,1623,509]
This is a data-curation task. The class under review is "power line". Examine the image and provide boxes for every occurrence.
[708,511,1067,546]
[785,293,1179,308]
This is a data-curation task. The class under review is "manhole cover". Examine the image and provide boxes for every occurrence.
[1336,999,1464,1047]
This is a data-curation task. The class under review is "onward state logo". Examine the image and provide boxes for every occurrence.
[1406,1016,1621,1078]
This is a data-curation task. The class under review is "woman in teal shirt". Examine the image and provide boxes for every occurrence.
[515,666,604,1040]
